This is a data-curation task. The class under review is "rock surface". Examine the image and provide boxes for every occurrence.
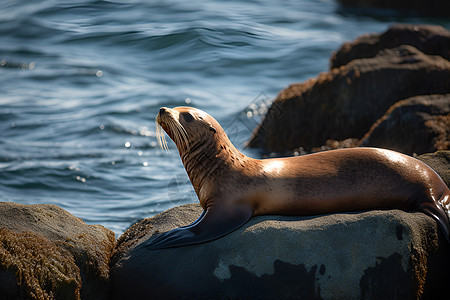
[248,44,450,153]
[331,24,450,69]
[336,0,450,17]
[417,151,450,186]
[0,202,116,300]
[359,94,450,155]
[110,203,450,300]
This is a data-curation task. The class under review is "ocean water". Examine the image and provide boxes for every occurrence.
[1,0,449,236]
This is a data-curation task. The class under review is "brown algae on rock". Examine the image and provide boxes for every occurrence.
[0,228,81,300]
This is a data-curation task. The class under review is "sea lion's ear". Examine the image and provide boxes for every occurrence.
[209,126,216,133]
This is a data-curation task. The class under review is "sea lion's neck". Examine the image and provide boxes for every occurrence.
[180,137,251,194]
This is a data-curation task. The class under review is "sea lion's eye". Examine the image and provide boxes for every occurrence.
[182,113,194,123]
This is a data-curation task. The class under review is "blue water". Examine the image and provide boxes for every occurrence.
[1,0,449,235]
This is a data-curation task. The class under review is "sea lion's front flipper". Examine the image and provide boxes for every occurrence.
[178,210,206,229]
[145,204,253,250]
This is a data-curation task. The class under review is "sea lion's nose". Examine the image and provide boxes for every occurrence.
[159,107,168,116]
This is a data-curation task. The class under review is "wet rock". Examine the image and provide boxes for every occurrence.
[359,94,450,155]
[0,202,116,300]
[331,24,450,69]
[110,204,449,300]
[248,45,450,153]
[336,0,450,18]
[417,151,450,186]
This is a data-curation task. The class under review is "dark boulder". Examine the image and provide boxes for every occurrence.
[359,94,450,155]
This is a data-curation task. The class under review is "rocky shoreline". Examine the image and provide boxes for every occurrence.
[1,24,450,299]
[248,24,450,156]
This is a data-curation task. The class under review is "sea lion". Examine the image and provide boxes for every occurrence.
[145,106,450,249]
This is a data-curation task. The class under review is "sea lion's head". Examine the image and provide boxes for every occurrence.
[156,106,223,154]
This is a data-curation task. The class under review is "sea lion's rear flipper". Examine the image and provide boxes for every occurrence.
[419,193,450,243]
[145,204,253,250]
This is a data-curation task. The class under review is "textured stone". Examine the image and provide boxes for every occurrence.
[110,204,449,299]
[0,202,116,300]
[359,94,450,155]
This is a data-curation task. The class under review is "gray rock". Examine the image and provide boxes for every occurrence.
[0,202,116,300]
[111,204,449,299]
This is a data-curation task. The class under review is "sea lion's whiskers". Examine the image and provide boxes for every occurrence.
[170,120,190,150]
[156,121,169,152]
[166,121,182,149]
[176,122,190,148]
